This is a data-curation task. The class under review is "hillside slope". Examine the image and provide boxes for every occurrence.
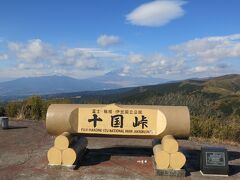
[51,74,240,119]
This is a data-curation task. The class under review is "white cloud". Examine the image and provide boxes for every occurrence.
[7,39,123,69]
[126,53,171,76]
[119,65,131,76]
[8,39,51,63]
[0,53,8,60]
[128,53,144,64]
[4,39,126,80]
[190,66,209,73]
[97,35,120,47]
[126,0,186,27]
[56,47,123,70]
[8,42,20,51]
[1,34,239,81]
[17,63,45,70]
[64,48,121,59]
[189,64,231,76]
[141,53,184,76]
[171,34,240,63]
[124,53,185,77]
[126,51,234,78]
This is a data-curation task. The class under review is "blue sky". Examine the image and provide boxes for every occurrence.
[0,0,240,81]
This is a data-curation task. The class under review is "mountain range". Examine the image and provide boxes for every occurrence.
[0,71,167,99]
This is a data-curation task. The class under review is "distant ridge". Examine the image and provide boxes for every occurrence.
[0,72,167,99]
[43,74,240,104]
[0,75,120,97]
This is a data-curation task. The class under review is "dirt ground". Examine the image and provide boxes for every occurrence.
[0,120,239,180]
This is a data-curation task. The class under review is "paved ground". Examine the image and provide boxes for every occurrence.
[0,120,239,180]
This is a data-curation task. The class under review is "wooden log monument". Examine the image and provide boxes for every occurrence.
[46,103,190,172]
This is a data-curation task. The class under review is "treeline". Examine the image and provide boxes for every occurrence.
[0,94,240,143]
[0,96,71,120]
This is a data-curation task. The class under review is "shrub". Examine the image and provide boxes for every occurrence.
[6,102,21,117]
[0,106,5,116]
[191,116,240,142]
[20,96,43,120]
